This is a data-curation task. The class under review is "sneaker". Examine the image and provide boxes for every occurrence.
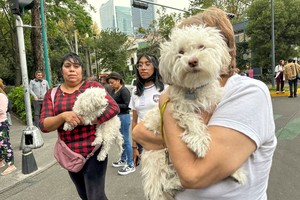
[276,91,279,94]
[281,90,285,93]
[118,165,136,176]
[112,160,127,168]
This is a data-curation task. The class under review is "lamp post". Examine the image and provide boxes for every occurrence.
[271,0,275,87]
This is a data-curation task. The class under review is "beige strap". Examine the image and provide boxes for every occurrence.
[160,98,170,145]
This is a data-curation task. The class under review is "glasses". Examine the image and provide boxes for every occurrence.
[136,62,153,69]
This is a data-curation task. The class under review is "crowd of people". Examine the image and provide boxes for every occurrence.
[3,6,296,200]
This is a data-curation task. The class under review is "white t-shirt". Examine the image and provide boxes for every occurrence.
[175,74,277,200]
[129,84,164,122]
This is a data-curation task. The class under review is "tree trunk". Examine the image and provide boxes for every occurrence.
[31,0,51,80]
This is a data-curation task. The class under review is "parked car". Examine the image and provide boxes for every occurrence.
[125,78,136,94]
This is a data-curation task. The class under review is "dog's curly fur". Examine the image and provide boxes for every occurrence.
[141,25,246,200]
[63,87,123,161]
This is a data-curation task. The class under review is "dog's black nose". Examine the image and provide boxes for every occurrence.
[188,58,198,68]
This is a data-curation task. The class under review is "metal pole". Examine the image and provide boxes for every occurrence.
[16,16,34,127]
[271,0,275,87]
[40,0,51,85]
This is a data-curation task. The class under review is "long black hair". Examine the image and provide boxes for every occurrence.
[134,53,164,96]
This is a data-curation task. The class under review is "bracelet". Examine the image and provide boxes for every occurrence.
[132,146,138,149]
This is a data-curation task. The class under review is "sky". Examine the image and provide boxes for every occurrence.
[86,0,191,29]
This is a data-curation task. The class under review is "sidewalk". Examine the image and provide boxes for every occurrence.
[270,88,300,97]
[0,114,57,193]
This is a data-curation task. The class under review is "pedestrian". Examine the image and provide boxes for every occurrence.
[284,58,300,98]
[129,53,166,166]
[0,78,17,176]
[133,7,277,199]
[275,59,285,93]
[29,70,49,127]
[39,52,119,200]
[100,74,113,95]
[106,72,135,175]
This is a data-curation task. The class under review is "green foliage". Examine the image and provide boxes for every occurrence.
[96,30,129,77]
[246,0,300,70]
[7,86,27,122]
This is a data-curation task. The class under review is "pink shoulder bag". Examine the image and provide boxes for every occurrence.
[51,87,100,173]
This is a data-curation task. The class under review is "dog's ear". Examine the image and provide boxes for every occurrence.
[159,40,175,85]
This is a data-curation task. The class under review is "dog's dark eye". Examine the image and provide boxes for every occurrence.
[198,45,205,50]
[178,49,184,54]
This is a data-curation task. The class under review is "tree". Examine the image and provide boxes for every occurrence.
[246,0,300,70]
[96,29,129,78]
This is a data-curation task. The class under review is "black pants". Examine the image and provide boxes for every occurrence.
[276,73,284,91]
[288,79,298,97]
[68,148,108,200]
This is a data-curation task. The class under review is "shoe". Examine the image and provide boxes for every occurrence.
[276,91,279,94]
[118,165,136,176]
[0,161,5,168]
[281,90,285,93]
[112,160,127,168]
[294,95,297,98]
[1,165,16,176]
[288,96,293,98]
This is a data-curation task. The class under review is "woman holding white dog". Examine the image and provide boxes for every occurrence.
[133,8,277,200]
[40,52,119,200]
[129,54,166,167]
[106,72,135,175]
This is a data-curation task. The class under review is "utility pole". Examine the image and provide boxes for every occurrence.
[271,0,275,87]
[11,0,44,149]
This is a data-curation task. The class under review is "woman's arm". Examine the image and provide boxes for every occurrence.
[95,93,120,125]
[162,104,256,188]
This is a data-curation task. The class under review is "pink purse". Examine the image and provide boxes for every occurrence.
[54,137,100,173]
[51,87,100,173]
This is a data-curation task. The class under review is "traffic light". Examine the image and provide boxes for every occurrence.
[11,0,34,15]
[132,0,148,10]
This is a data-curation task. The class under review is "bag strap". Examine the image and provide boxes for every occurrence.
[51,86,59,113]
[160,98,170,146]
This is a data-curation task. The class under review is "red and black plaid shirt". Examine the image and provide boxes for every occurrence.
[40,81,119,157]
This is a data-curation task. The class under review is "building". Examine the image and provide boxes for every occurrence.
[100,0,133,35]
[131,0,155,35]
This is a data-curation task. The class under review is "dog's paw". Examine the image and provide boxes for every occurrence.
[97,152,107,161]
[63,122,74,131]
[231,167,247,184]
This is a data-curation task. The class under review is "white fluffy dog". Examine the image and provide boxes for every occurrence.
[141,25,246,200]
[63,87,123,161]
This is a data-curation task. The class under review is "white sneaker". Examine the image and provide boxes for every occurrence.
[112,160,127,168]
[118,165,136,176]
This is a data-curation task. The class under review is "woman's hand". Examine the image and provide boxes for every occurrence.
[62,111,84,127]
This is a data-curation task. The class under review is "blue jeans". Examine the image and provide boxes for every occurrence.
[118,114,133,166]
[288,79,298,97]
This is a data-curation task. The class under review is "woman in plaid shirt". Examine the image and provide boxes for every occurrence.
[40,52,119,200]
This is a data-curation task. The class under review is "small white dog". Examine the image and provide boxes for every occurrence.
[141,25,246,200]
[63,87,123,161]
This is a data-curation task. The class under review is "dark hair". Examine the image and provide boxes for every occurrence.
[107,72,124,85]
[134,53,164,96]
[60,52,83,69]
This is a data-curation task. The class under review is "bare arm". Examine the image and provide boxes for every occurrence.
[161,94,256,189]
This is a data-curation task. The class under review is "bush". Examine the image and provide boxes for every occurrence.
[7,86,28,123]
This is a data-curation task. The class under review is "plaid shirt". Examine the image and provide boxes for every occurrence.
[40,81,119,157]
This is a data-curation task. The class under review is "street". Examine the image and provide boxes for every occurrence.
[0,95,300,200]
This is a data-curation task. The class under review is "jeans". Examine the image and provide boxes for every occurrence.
[68,148,108,200]
[288,79,298,97]
[33,100,43,127]
[118,114,133,166]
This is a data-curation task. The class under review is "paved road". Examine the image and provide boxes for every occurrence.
[0,95,299,200]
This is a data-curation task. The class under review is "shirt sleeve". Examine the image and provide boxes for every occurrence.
[118,87,131,110]
[208,77,274,148]
[39,89,54,132]
[0,94,8,120]
[29,80,36,97]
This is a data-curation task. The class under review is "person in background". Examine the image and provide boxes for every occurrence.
[284,58,300,98]
[106,72,134,175]
[29,71,49,127]
[275,59,285,94]
[129,54,166,166]
[100,74,113,95]
[39,52,119,200]
[0,78,17,176]
[133,8,277,199]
